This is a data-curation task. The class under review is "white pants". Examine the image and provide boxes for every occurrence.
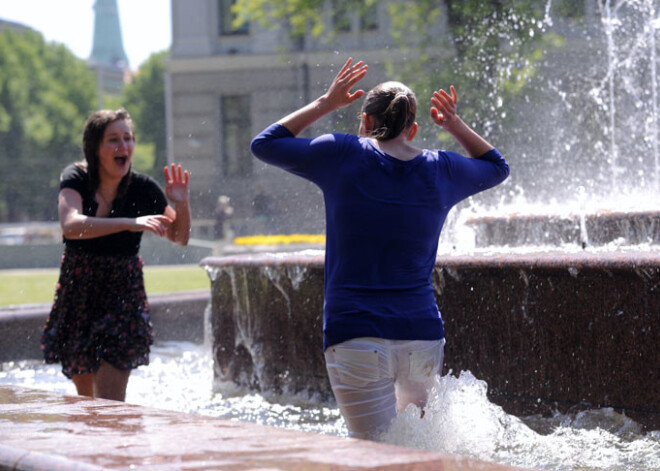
[324,337,445,440]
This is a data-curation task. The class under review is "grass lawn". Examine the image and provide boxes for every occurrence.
[0,265,210,308]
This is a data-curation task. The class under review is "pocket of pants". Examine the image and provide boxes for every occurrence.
[408,342,442,382]
[332,346,380,388]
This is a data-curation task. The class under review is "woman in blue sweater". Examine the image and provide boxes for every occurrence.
[251,58,509,440]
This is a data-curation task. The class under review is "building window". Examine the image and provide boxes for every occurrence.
[330,0,378,33]
[359,3,378,31]
[331,0,351,32]
[221,95,252,177]
[219,0,249,35]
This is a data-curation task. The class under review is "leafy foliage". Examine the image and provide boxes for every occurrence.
[0,29,96,222]
[121,50,168,178]
[232,0,561,148]
[232,0,327,38]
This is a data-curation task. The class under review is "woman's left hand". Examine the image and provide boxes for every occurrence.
[430,85,459,129]
[274,58,368,137]
[164,163,190,204]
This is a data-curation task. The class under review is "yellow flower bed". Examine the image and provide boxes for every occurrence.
[233,234,326,246]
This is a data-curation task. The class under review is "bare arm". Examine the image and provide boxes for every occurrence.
[58,188,172,239]
[430,86,494,158]
[163,163,191,246]
[278,58,369,136]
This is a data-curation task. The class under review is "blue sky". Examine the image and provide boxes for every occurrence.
[0,0,171,70]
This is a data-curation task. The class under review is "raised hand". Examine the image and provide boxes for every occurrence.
[430,85,495,157]
[274,58,369,137]
[430,85,459,129]
[323,58,369,110]
[164,163,190,205]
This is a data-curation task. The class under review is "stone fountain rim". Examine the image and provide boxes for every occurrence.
[201,249,660,270]
[465,208,660,223]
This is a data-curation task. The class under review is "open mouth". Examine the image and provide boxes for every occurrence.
[114,156,128,166]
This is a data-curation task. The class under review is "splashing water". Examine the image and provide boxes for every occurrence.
[2,342,659,470]
[383,371,660,470]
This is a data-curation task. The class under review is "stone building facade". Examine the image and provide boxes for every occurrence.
[165,1,603,237]
[165,0,449,236]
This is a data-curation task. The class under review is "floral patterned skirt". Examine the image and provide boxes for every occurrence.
[41,247,153,379]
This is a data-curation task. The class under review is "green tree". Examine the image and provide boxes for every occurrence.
[399,1,555,145]
[121,51,168,177]
[0,29,97,222]
[232,0,562,147]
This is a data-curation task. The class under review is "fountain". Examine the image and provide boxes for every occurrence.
[3,2,660,470]
[202,0,660,433]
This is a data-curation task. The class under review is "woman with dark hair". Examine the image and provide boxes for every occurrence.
[251,58,509,440]
[41,108,191,401]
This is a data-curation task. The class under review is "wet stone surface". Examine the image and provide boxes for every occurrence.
[0,384,529,470]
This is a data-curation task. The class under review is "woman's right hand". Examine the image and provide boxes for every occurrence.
[322,58,369,111]
[130,215,173,237]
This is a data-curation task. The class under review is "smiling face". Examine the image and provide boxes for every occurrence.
[97,119,134,182]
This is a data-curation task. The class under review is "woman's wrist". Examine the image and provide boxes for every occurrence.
[316,95,337,114]
[171,198,190,208]
[447,119,494,158]
[442,115,467,135]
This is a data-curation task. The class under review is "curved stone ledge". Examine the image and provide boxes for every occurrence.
[203,250,660,429]
[441,250,660,269]
[205,250,325,268]
[0,384,526,471]
[205,249,660,269]
[464,209,660,247]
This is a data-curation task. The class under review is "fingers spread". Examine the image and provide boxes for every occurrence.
[338,60,367,84]
[164,163,190,185]
[347,67,368,86]
[431,90,455,117]
[339,57,353,76]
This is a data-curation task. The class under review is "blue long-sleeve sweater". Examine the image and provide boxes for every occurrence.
[251,123,510,349]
